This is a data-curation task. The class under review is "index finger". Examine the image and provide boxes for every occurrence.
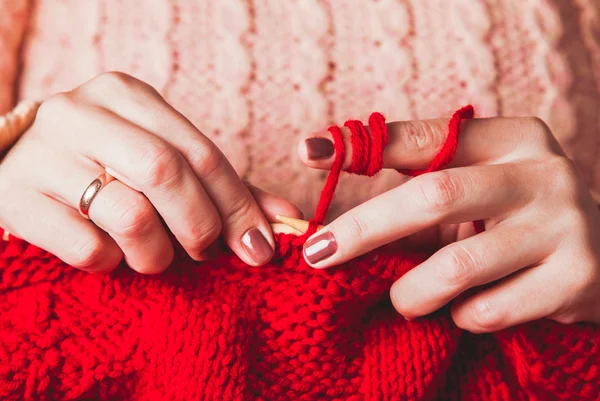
[298,116,556,172]
[75,73,277,266]
[302,164,534,269]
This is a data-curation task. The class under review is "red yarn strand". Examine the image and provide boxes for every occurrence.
[345,120,370,175]
[367,112,388,176]
[397,105,474,176]
[299,105,480,243]
[313,124,346,224]
[1,105,598,400]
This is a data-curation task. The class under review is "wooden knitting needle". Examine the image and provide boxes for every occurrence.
[270,222,303,235]
[271,215,325,235]
[0,100,40,154]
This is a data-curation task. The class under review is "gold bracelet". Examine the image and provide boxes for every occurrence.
[0,99,40,158]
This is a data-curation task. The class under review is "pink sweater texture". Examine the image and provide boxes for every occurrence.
[1,0,599,216]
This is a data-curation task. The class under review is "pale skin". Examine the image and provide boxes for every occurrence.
[298,115,600,333]
[0,72,302,273]
[0,72,598,334]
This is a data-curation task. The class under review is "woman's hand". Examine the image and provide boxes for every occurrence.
[0,72,301,273]
[298,116,600,333]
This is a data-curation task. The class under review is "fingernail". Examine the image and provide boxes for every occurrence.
[305,137,334,160]
[241,228,274,265]
[303,230,337,265]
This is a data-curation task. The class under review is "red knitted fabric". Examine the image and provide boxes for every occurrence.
[1,107,599,401]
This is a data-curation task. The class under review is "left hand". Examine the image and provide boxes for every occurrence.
[297,116,600,333]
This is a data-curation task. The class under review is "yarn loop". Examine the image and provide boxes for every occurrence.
[298,105,478,242]
[0,106,599,401]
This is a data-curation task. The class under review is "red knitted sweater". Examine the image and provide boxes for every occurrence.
[0,107,598,401]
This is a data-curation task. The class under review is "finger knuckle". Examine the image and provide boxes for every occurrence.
[182,216,222,253]
[348,213,371,241]
[92,72,161,100]
[522,116,552,139]
[223,194,255,224]
[545,156,579,195]
[140,143,185,189]
[466,299,504,333]
[70,235,105,269]
[571,260,599,296]
[399,120,444,154]
[95,71,142,92]
[130,77,160,96]
[36,93,77,128]
[113,193,156,238]
[438,244,477,287]
[519,116,559,151]
[187,142,224,180]
[84,72,162,105]
[419,172,462,213]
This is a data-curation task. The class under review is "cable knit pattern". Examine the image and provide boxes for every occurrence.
[1,4,599,399]
[483,0,599,200]
[452,1,498,117]
[0,0,29,114]
[407,1,492,119]
[585,2,600,197]
[563,0,600,202]
[164,0,252,175]
[2,0,598,211]
[324,0,409,216]
[17,0,101,100]
[98,0,172,90]
[245,0,329,214]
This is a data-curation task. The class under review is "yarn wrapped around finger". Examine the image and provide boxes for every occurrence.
[0,106,598,401]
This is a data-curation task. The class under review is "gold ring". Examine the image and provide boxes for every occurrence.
[78,171,115,219]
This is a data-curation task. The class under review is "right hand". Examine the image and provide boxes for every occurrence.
[0,72,301,273]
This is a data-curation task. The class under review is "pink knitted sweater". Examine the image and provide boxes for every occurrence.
[1,0,599,216]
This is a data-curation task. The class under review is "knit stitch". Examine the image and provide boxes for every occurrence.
[1,107,599,401]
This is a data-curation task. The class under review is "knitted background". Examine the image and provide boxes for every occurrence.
[1,106,599,401]
[1,0,599,217]
[1,212,599,400]
[0,3,600,398]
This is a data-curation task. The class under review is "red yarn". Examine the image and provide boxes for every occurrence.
[345,112,388,176]
[397,105,474,177]
[0,107,598,401]
[296,112,387,242]
[300,105,482,239]
[299,124,345,240]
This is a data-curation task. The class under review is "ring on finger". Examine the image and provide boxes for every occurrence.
[78,171,115,219]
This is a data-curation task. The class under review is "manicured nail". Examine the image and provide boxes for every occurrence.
[241,228,274,265]
[303,230,337,265]
[305,137,334,160]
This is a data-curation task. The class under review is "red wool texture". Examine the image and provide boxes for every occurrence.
[0,106,598,401]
